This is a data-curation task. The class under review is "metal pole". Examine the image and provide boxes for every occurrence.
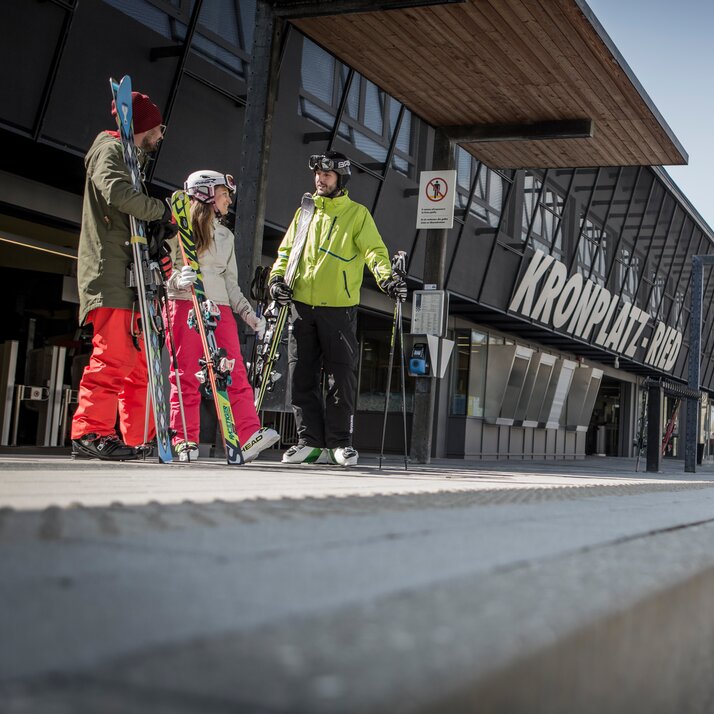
[646,383,662,473]
[409,129,454,463]
[685,255,704,472]
[379,300,399,469]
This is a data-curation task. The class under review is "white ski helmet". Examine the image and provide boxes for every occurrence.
[184,170,236,204]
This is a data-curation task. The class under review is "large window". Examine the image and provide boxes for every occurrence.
[615,248,639,304]
[103,0,254,79]
[521,171,565,258]
[455,147,510,227]
[450,329,487,417]
[299,38,415,176]
[357,328,414,413]
[576,217,607,285]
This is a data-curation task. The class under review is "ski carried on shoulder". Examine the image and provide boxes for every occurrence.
[170,190,244,465]
[254,192,315,413]
[109,75,172,464]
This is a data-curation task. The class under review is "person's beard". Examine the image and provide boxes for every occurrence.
[140,135,160,154]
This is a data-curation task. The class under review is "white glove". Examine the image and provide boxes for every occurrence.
[177,265,197,290]
[249,315,266,340]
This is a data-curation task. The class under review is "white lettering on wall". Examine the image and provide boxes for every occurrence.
[508,252,683,373]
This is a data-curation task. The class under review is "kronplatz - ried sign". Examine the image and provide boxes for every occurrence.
[416,170,456,229]
[508,249,683,372]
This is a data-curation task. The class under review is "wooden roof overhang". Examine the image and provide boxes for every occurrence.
[281,0,688,169]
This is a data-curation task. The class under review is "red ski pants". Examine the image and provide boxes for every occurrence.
[166,299,260,445]
[71,307,155,446]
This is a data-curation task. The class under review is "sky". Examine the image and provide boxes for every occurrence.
[585,0,714,230]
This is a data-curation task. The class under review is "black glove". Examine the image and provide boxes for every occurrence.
[269,276,293,306]
[379,276,408,302]
[160,202,173,224]
[147,220,178,259]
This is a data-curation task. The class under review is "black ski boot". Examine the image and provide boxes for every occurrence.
[72,433,139,461]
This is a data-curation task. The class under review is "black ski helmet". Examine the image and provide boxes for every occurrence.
[309,150,351,189]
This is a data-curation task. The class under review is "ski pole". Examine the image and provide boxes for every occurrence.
[379,299,399,470]
[397,298,409,471]
[379,251,409,470]
[162,292,189,450]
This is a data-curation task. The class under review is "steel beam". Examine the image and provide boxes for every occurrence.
[684,255,714,471]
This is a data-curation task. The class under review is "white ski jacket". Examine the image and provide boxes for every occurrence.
[167,220,260,330]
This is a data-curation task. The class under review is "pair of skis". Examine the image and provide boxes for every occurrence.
[111,75,242,465]
[253,193,315,412]
[170,190,244,464]
[110,75,173,463]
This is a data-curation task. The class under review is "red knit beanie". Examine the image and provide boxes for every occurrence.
[111,91,162,134]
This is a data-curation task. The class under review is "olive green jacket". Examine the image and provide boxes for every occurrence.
[77,131,165,324]
[270,191,391,307]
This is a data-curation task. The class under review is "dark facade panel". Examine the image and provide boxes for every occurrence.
[40,2,176,152]
[153,74,246,191]
[1,0,68,133]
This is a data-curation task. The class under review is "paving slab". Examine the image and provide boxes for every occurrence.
[2,453,714,712]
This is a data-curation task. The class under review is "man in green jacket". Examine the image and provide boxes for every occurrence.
[269,151,407,466]
[71,91,174,461]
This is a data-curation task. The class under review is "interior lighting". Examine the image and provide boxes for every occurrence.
[0,233,77,260]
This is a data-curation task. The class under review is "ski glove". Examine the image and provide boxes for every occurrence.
[379,276,408,302]
[247,314,267,340]
[177,265,198,290]
[269,276,293,306]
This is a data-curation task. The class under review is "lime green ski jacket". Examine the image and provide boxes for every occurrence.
[270,191,391,307]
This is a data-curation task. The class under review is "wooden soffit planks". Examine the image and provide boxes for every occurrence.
[290,0,687,169]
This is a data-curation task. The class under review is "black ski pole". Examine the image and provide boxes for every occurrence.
[379,251,409,470]
[393,251,409,470]
[379,299,399,469]
[397,297,409,470]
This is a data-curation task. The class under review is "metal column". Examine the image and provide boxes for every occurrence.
[235,0,285,293]
[685,255,714,472]
[646,383,662,473]
[409,130,454,464]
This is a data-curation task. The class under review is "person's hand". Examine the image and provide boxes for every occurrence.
[249,315,267,340]
[148,220,178,243]
[177,265,198,290]
[269,276,293,306]
[161,202,173,224]
[379,276,408,302]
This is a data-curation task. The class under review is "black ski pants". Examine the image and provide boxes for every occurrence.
[288,302,358,448]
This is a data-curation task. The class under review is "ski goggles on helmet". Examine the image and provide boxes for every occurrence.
[308,155,350,173]
[224,174,236,194]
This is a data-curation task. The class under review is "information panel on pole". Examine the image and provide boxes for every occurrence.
[411,290,447,337]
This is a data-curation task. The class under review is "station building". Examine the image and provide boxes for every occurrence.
[2,0,712,462]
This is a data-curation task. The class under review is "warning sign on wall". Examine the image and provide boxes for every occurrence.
[416,170,456,229]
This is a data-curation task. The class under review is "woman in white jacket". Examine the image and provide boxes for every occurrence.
[166,170,279,462]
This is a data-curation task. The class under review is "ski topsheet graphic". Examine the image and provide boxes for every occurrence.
[109,75,172,463]
[170,190,244,465]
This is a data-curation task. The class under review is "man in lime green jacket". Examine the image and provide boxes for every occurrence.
[269,151,407,466]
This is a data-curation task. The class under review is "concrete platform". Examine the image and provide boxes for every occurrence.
[2,453,714,712]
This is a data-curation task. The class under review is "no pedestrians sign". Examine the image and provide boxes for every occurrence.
[416,170,456,229]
